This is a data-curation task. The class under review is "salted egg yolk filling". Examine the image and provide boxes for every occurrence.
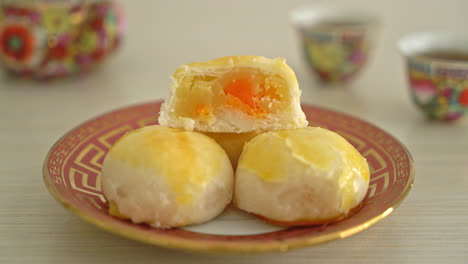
[173,68,286,121]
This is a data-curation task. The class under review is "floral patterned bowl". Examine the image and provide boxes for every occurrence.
[290,6,379,85]
[398,32,468,122]
[0,0,125,79]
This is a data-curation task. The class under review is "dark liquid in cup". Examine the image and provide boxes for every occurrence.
[417,51,468,61]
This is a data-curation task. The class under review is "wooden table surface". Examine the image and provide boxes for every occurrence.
[1,0,467,263]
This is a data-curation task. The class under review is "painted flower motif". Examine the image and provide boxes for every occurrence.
[45,35,71,60]
[459,89,468,106]
[305,34,369,84]
[437,96,448,105]
[69,5,86,25]
[0,24,35,61]
[90,16,104,31]
[75,29,99,54]
[307,42,346,72]
[91,48,106,61]
[0,1,124,78]
[95,3,109,17]
[0,18,46,71]
[42,9,71,34]
[440,87,453,98]
[409,79,438,105]
[29,12,41,24]
[414,78,468,121]
[431,102,449,119]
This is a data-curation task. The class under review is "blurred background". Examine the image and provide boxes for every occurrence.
[3,0,467,136]
[1,1,466,109]
[114,0,468,104]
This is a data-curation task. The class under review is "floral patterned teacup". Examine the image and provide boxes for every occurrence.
[398,32,468,122]
[0,0,125,79]
[290,6,379,85]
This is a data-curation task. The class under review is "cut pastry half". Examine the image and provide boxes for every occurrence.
[158,56,308,133]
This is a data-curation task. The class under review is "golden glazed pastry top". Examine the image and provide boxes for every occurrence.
[101,125,234,228]
[237,127,370,211]
[106,125,226,205]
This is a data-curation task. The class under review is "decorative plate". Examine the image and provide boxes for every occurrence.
[43,101,414,253]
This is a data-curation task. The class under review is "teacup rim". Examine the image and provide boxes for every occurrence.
[289,5,380,29]
[398,31,468,64]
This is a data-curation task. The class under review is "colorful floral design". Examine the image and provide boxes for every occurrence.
[45,35,70,60]
[408,61,468,121]
[459,89,468,106]
[75,29,99,54]
[0,19,45,70]
[0,1,125,79]
[42,8,71,34]
[409,79,437,104]
[0,24,35,61]
[307,42,346,72]
[3,6,40,25]
[304,32,370,84]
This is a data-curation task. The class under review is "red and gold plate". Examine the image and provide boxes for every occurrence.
[43,101,414,253]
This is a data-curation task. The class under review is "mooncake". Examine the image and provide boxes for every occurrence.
[234,127,370,226]
[101,125,234,228]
